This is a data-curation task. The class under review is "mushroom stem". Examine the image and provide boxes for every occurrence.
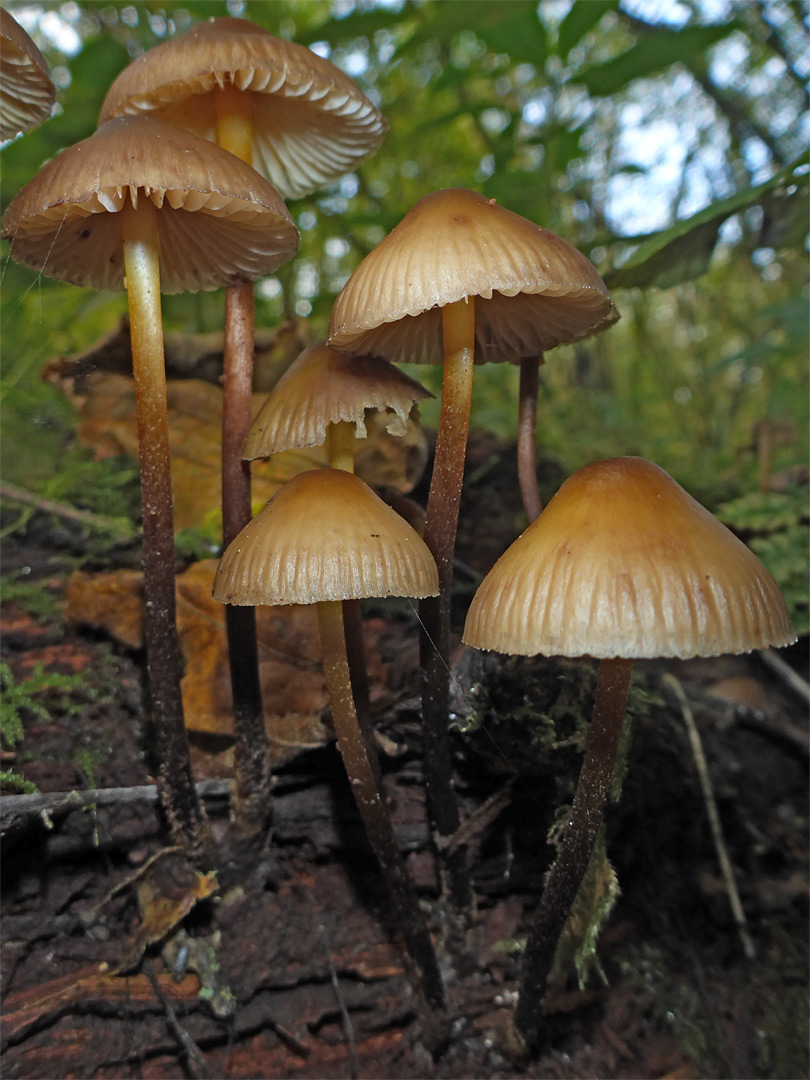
[514,656,633,1051]
[419,296,475,915]
[517,355,543,522]
[326,419,374,769]
[222,281,271,828]
[317,599,446,1012]
[328,420,356,474]
[121,197,207,858]
[215,87,272,828]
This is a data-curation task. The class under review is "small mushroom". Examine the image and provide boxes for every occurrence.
[0,8,55,141]
[214,468,445,1012]
[2,115,297,854]
[463,456,796,1051]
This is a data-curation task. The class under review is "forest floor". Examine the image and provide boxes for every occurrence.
[1,433,808,1080]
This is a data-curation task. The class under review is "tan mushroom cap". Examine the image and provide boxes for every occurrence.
[243,342,433,460]
[328,188,618,365]
[463,457,796,660]
[99,16,387,201]
[214,468,438,606]
[0,8,55,141]
[1,115,298,293]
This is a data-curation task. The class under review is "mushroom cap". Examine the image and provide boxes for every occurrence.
[99,16,387,200]
[0,8,56,141]
[213,468,439,605]
[1,115,298,293]
[328,187,618,365]
[463,457,796,660]
[243,342,433,459]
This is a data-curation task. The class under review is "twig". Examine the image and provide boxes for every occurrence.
[322,925,358,1080]
[0,780,231,826]
[664,674,756,961]
[0,481,139,543]
[143,958,210,1080]
[756,648,810,706]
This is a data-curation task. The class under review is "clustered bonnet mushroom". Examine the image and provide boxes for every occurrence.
[0,7,55,141]
[463,456,796,1050]
[214,468,445,1011]
[2,114,298,853]
[99,17,387,825]
[329,187,617,910]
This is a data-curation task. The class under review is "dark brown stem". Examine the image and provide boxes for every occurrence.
[515,657,634,1052]
[222,281,272,829]
[121,199,207,860]
[419,298,476,917]
[318,600,446,1012]
[518,355,543,522]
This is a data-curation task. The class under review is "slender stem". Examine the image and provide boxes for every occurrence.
[518,355,542,522]
[328,420,356,474]
[215,88,271,829]
[121,198,207,859]
[326,425,377,788]
[215,85,254,166]
[515,657,634,1052]
[317,600,446,1012]
[419,297,475,916]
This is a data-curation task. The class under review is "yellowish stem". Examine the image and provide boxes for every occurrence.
[214,85,254,165]
[121,197,206,857]
[328,420,356,473]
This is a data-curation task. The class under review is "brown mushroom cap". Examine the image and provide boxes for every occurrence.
[243,342,433,459]
[1,115,298,292]
[463,457,796,660]
[0,8,55,141]
[328,187,618,365]
[99,16,387,200]
[213,468,439,605]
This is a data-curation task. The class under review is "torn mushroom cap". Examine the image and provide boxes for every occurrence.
[328,187,618,365]
[213,468,439,606]
[463,457,796,660]
[0,8,55,141]
[99,16,387,201]
[243,342,433,460]
[1,114,298,293]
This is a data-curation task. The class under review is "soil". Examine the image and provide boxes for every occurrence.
[1,434,808,1080]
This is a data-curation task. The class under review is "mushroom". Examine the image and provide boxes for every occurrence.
[2,115,298,853]
[462,456,796,1050]
[213,467,445,1012]
[328,187,617,910]
[0,8,55,141]
[100,17,387,795]
[243,340,432,750]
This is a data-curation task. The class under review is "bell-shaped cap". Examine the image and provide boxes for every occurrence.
[463,457,796,660]
[1,115,298,293]
[213,468,439,605]
[244,342,432,459]
[99,16,387,200]
[0,9,55,141]
[328,187,618,365]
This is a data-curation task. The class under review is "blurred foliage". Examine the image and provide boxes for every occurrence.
[718,488,810,635]
[1,0,807,571]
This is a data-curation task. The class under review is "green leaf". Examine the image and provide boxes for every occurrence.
[297,2,416,47]
[604,153,809,289]
[573,21,741,96]
[403,0,546,67]
[557,0,619,60]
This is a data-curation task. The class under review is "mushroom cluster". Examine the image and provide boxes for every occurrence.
[1,9,797,1060]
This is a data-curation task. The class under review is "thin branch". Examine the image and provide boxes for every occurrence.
[664,674,756,962]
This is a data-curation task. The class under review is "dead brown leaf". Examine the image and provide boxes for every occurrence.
[49,371,427,531]
[65,560,389,751]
